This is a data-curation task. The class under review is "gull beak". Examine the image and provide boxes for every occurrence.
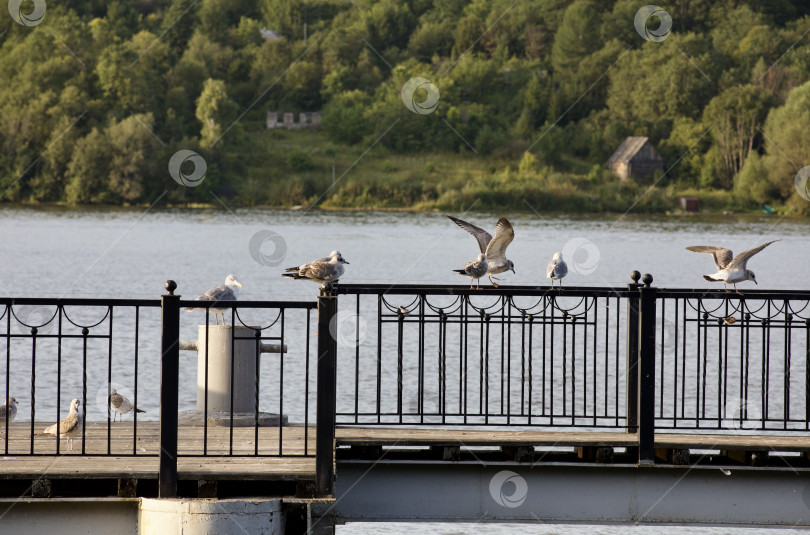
[753,280,757,285]
[343,261,350,265]
[512,268,516,274]
[235,281,243,288]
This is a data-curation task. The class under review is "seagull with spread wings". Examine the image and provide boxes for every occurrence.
[186,274,242,325]
[448,216,515,287]
[686,240,779,294]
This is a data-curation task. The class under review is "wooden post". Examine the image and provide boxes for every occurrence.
[638,274,657,465]
[159,280,180,498]
[315,285,338,497]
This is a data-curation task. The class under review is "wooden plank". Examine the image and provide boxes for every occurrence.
[335,428,639,447]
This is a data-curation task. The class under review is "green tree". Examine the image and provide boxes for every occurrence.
[702,84,774,187]
[107,114,161,201]
[761,79,810,199]
[196,79,239,147]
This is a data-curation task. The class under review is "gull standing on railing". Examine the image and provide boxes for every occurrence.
[0,397,18,423]
[109,389,145,422]
[546,252,568,289]
[453,253,488,290]
[686,240,779,294]
[448,216,515,287]
[41,398,81,451]
[186,274,242,325]
[282,251,349,286]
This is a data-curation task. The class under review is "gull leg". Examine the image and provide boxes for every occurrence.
[489,275,499,288]
[735,283,743,296]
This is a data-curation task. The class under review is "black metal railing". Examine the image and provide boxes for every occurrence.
[331,283,633,429]
[2,275,809,497]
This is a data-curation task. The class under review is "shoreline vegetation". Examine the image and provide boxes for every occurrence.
[1,1,810,215]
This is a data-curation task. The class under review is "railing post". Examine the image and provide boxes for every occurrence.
[315,284,338,497]
[638,274,657,465]
[159,280,180,498]
[626,271,641,435]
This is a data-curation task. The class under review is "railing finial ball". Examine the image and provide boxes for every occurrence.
[165,280,177,295]
[630,271,641,283]
[642,273,653,287]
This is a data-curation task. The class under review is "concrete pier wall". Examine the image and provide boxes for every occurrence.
[0,498,284,535]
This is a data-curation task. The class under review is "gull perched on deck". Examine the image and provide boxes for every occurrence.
[109,389,144,422]
[448,216,515,287]
[0,397,18,423]
[686,240,779,294]
[453,253,488,290]
[282,251,349,286]
[186,274,242,324]
[41,398,81,451]
[546,252,568,289]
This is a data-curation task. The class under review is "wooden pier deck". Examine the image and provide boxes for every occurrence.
[0,422,808,484]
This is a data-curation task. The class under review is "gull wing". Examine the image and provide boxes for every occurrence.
[727,240,779,270]
[197,284,236,302]
[685,246,734,269]
[448,216,491,254]
[484,218,514,264]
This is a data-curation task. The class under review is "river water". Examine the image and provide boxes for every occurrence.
[1,207,808,533]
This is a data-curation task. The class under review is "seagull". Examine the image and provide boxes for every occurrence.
[453,253,488,289]
[0,397,18,423]
[41,398,81,451]
[546,252,568,289]
[686,240,779,294]
[282,251,349,285]
[186,274,242,324]
[109,389,144,422]
[448,216,515,287]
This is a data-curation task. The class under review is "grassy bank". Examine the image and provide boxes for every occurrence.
[217,125,774,215]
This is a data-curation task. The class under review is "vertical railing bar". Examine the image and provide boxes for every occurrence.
[279,309,285,455]
[459,303,464,420]
[570,313,575,425]
[765,300,772,422]
[680,299,687,422]
[659,299,665,419]
[304,308,311,455]
[805,318,809,429]
[441,313,447,422]
[55,308,62,455]
[520,310,526,418]
[542,297,547,416]
[484,314,490,425]
[591,298,597,425]
[673,298,679,424]
[500,298,505,417]
[353,297,360,423]
[701,310,707,424]
[31,324,37,454]
[614,296,619,427]
[254,329,260,456]
[107,307,114,454]
[717,316,723,428]
[741,312,749,425]
[478,305,484,417]
[418,295,424,421]
[229,307,235,455]
[528,315,534,425]
[81,326,88,455]
[761,317,767,428]
[784,307,791,429]
[377,295,383,424]
[506,297,511,422]
[4,306,10,454]
[204,312,209,456]
[133,306,140,455]
[397,310,404,423]
[550,298,554,425]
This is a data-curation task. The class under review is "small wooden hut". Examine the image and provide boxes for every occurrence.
[605,136,664,182]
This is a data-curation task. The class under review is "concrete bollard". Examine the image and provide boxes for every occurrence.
[178,325,287,427]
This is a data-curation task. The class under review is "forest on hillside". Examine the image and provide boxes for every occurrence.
[2,0,810,213]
